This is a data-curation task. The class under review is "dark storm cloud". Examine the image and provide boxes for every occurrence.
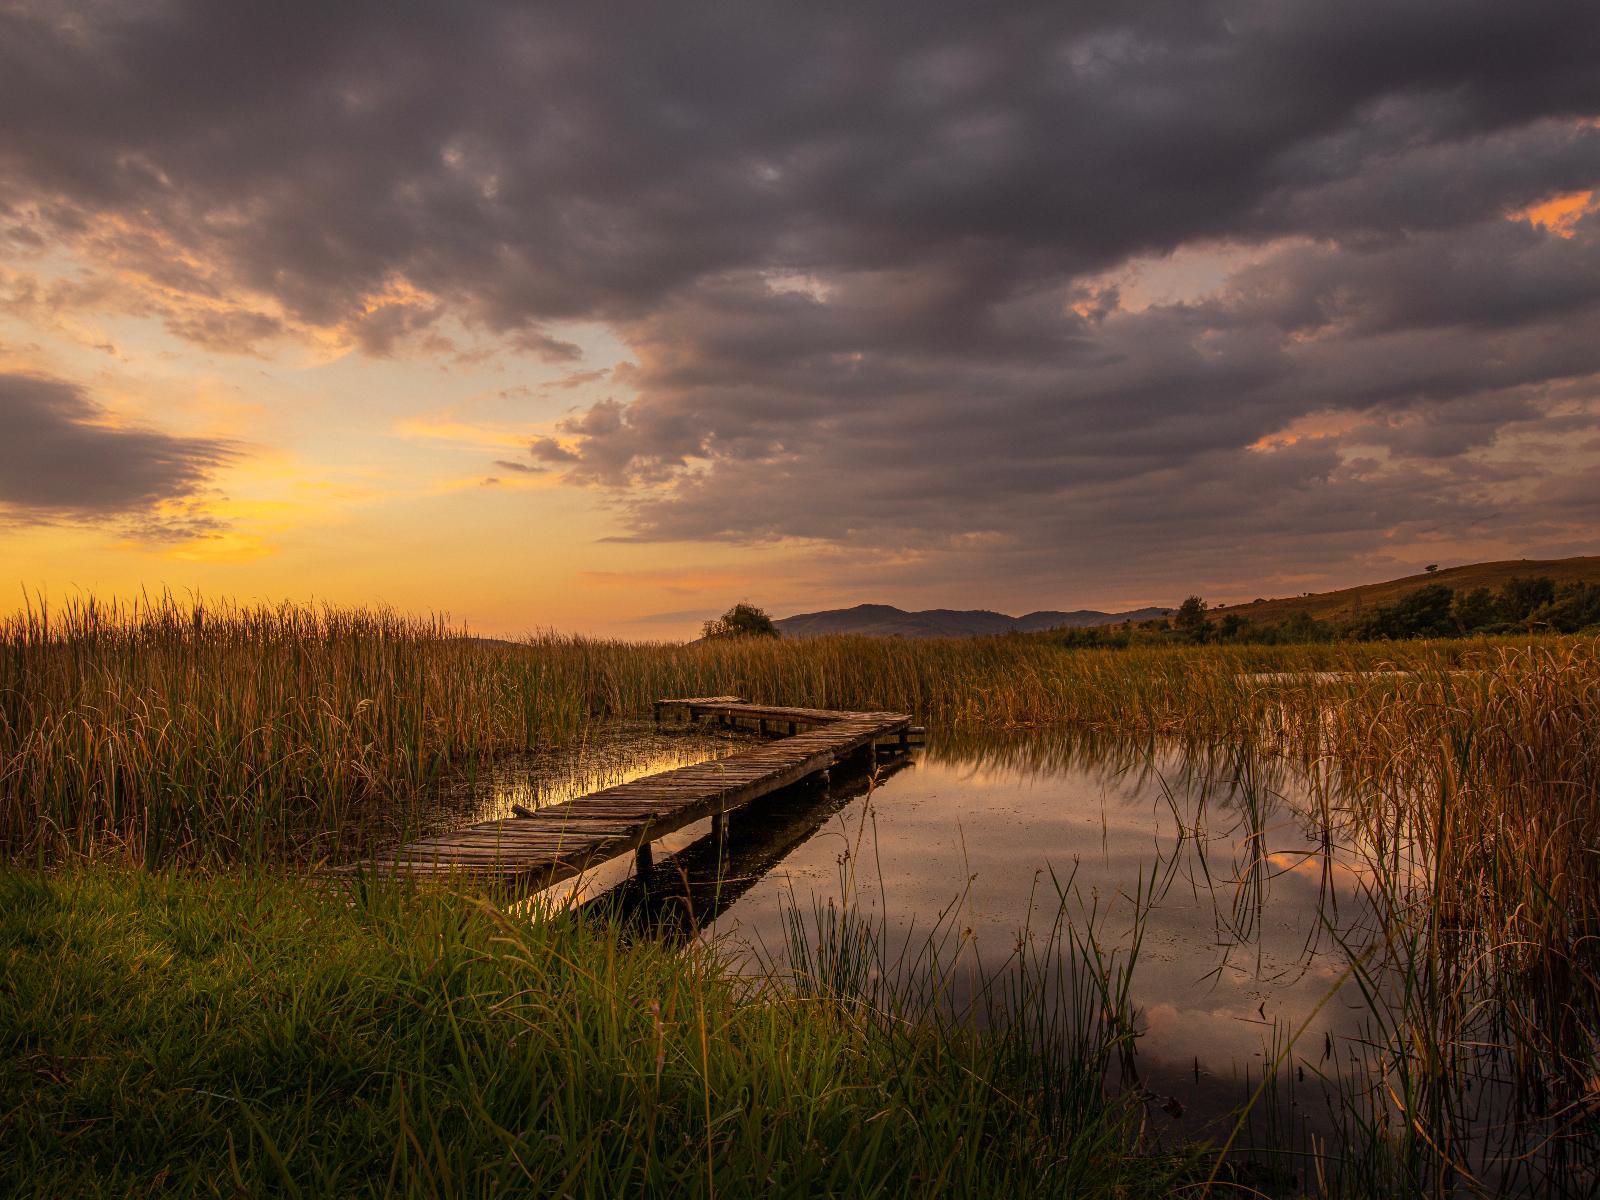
[0,372,230,517]
[3,0,1599,591]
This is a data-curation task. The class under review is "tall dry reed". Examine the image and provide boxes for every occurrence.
[2,593,1589,869]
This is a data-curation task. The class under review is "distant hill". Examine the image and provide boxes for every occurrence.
[719,557,1600,643]
[1217,556,1600,626]
[773,603,1173,639]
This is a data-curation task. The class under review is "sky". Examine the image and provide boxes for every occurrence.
[2,1,1599,639]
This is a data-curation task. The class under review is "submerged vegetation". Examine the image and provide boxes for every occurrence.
[3,593,1599,1194]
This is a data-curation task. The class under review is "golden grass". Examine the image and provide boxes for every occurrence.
[2,593,1591,865]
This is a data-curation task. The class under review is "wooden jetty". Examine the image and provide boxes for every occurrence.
[365,699,920,892]
[604,753,915,941]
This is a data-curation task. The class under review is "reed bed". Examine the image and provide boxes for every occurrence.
[0,592,1557,866]
[1304,647,1600,1196]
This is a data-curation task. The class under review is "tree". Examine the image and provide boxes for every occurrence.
[1529,581,1600,633]
[702,602,780,640]
[1173,595,1209,643]
[1273,610,1331,644]
[1451,586,1499,633]
[1497,576,1556,624]
[1352,583,1455,639]
[1215,612,1247,642]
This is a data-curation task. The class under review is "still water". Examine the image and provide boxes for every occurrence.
[444,721,1374,1143]
[427,720,1594,1193]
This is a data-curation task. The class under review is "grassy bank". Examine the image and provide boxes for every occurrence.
[0,868,1184,1199]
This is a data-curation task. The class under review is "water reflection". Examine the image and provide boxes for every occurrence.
[433,718,756,825]
[595,754,915,941]
[700,728,1371,1131]
[445,720,1362,1100]
[438,719,1594,1195]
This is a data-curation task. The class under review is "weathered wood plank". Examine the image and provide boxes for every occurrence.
[360,700,912,892]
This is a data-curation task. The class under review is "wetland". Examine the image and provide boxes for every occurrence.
[2,599,1597,1197]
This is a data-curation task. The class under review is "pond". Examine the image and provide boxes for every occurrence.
[441,726,1352,1104]
[437,719,1592,1195]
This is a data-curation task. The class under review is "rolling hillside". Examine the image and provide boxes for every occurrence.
[1217,556,1600,626]
[769,557,1600,641]
[773,603,1172,639]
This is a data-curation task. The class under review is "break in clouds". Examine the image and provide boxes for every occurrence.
[3,1,1599,591]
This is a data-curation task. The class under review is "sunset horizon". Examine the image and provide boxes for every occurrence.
[5,3,1598,639]
[6,6,1600,1195]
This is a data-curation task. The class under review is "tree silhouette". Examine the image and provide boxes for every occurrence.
[702,602,780,640]
[1173,595,1209,643]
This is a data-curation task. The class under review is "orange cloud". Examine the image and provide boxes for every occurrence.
[393,413,536,449]
[1508,189,1597,238]
[1247,411,1366,452]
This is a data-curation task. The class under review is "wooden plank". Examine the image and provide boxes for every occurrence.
[359,700,912,893]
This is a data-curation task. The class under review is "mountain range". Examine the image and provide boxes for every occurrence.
[772,603,1173,639]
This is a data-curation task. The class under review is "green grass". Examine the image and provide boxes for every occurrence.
[0,868,1189,1199]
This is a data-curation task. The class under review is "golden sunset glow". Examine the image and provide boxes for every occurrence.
[5,14,1600,1197]
[1246,411,1370,453]
[2,9,1597,636]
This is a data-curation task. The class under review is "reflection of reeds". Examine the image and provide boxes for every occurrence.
[850,698,1600,1194]
[1307,647,1600,1196]
[774,828,1170,1178]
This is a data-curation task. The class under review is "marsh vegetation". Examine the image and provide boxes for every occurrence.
[2,595,1597,1195]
